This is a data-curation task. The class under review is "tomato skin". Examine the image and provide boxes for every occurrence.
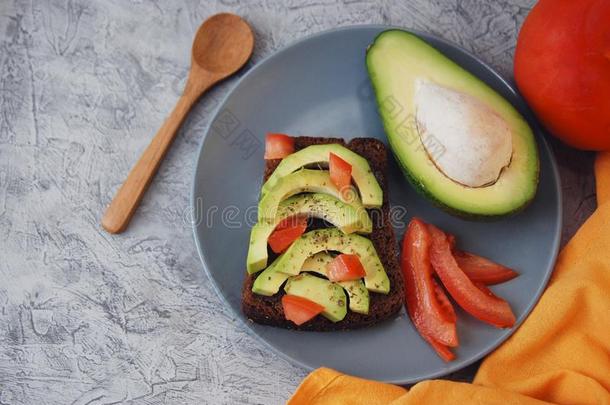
[432,279,456,323]
[427,224,516,328]
[446,233,456,251]
[425,335,455,362]
[474,282,504,302]
[402,219,458,347]
[514,0,610,151]
[329,153,352,193]
[282,295,324,326]
[326,254,366,282]
[443,230,517,285]
[264,133,294,159]
[454,251,518,285]
[268,216,308,253]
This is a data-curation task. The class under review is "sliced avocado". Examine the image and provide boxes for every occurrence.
[252,253,370,315]
[251,257,287,296]
[252,253,370,314]
[261,144,383,208]
[302,253,369,315]
[257,169,372,232]
[339,280,370,315]
[300,251,333,275]
[366,30,539,218]
[247,193,367,274]
[284,273,347,322]
[276,228,389,293]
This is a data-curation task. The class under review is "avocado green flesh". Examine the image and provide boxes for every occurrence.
[271,228,389,294]
[284,273,347,322]
[257,169,372,232]
[303,253,369,315]
[251,258,286,296]
[246,194,367,274]
[261,144,383,208]
[252,252,370,315]
[366,30,539,217]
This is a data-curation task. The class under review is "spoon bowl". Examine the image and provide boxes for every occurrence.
[192,13,254,75]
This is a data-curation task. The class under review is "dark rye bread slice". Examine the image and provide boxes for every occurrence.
[241,137,404,331]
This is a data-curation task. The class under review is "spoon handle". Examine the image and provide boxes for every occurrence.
[101,77,211,234]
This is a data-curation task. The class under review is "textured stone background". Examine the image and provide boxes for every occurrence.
[0,1,596,404]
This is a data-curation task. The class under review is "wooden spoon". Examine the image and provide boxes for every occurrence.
[102,13,254,234]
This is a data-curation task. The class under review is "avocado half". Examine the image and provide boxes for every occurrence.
[366,30,539,218]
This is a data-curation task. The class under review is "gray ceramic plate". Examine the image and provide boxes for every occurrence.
[191,26,562,384]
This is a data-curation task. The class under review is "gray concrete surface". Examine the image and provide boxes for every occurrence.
[0,1,596,404]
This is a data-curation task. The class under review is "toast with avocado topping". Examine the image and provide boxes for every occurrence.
[241,136,404,331]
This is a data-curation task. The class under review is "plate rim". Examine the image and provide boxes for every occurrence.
[190,24,563,385]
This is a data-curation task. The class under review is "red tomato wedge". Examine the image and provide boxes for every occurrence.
[268,216,308,254]
[329,153,352,193]
[446,233,457,251]
[454,251,519,285]
[432,279,456,323]
[264,133,294,159]
[326,254,366,282]
[427,224,516,328]
[402,219,458,347]
[427,280,456,361]
[281,295,324,326]
[442,229,517,285]
[474,282,506,301]
[424,334,456,362]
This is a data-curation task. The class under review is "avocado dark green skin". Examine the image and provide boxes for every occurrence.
[390,147,539,220]
[365,29,540,220]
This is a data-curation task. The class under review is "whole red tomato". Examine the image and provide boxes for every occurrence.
[514,0,610,151]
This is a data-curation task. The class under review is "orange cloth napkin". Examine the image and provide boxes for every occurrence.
[288,152,610,405]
